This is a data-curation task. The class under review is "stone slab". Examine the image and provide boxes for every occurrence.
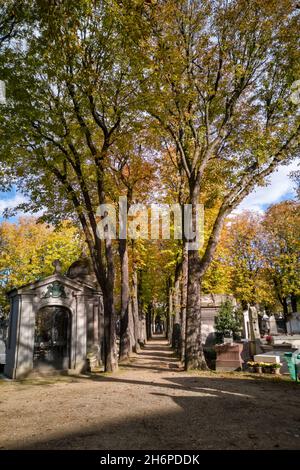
[254,352,281,364]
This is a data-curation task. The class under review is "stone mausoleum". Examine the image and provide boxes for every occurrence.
[5,258,104,379]
[200,293,237,345]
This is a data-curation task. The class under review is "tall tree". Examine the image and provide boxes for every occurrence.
[121,0,300,368]
[109,136,155,359]
[0,0,140,371]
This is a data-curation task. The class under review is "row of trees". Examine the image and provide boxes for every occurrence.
[219,201,300,315]
[144,199,300,359]
[1,199,298,363]
[0,1,299,370]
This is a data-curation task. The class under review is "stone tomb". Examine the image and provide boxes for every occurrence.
[254,352,281,364]
[215,342,244,371]
[286,312,300,335]
[254,351,290,374]
[200,294,237,346]
[4,259,104,379]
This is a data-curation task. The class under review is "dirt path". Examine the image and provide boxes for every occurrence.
[1,337,300,450]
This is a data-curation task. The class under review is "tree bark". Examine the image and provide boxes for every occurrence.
[167,281,174,343]
[185,248,206,369]
[146,303,152,340]
[282,297,289,316]
[128,301,135,351]
[291,294,298,313]
[118,238,132,361]
[102,285,118,372]
[172,266,181,354]
[132,267,140,352]
[139,311,146,346]
[137,272,146,345]
[180,242,188,363]
[185,184,207,370]
[102,238,118,372]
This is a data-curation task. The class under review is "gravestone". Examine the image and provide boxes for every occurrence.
[242,309,250,339]
[286,313,300,334]
[254,350,289,374]
[215,343,244,371]
[248,305,262,355]
[269,315,278,335]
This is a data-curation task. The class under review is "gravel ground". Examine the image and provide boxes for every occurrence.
[0,338,300,450]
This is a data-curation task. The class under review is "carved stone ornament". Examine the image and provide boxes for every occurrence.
[41,281,67,299]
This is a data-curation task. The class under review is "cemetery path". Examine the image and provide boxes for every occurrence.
[1,336,300,450]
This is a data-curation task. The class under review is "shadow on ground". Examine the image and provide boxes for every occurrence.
[14,372,300,450]
[2,338,300,450]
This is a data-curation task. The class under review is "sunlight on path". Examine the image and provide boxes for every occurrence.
[0,336,299,450]
[120,335,183,372]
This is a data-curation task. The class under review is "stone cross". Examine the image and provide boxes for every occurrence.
[52,259,62,274]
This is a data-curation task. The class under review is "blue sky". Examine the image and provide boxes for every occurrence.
[235,160,299,214]
[0,186,27,222]
[0,160,299,222]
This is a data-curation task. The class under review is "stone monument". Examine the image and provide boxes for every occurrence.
[215,343,244,371]
[269,315,278,335]
[248,305,262,355]
[4,257,104,379]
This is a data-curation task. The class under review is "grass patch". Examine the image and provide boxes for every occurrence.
[187,369,298,385]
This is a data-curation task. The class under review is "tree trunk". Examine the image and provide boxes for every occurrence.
[139,311,146,346]
[180,242,188,363]
[185,249,206,369]
[103,239,118,372]
[185,185,207,370]
[172,269,181,354]
[132,267,140,352]
[118,238,132,361]
[138,272,146,345]
[167,283,173,343]
[128,301,135,351]
[291,294,298,313]
[146,303,152,340]
[92,238,118,373]
[282,297,289,316]
[102,286,118,372]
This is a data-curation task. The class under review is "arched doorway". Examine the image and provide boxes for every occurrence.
[33,306,71,370]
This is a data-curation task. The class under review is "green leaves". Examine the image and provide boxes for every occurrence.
[215,300,241,338]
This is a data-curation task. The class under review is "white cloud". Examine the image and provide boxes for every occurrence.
[1,159,299,220]
[235,160,299,214]
[0,193,28,218]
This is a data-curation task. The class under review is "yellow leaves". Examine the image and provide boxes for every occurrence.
[262,200,300,298]
[205,202,300,308]
[0,218,83,292]
[234,64,246,80]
